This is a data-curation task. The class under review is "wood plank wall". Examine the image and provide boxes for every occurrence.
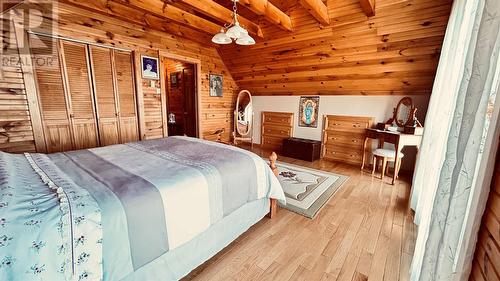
[470,145,500,281]
[137,49,167,140]
[219,0,452,96]
[0,2,238,152]
[0,19,36,152]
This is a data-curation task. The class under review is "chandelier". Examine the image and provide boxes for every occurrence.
[211,0,255,46]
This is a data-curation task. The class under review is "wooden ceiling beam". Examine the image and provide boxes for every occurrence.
[178,0,264,38]
[238,0,293,32]
[60,0,213,44]
[359,0,375,17]
[298,0,329,25]
[115,0,223,35]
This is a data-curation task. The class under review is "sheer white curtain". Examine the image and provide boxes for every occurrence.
[409,0,500,279]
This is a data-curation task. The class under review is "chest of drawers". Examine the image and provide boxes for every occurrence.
[261,111,294,152]
[322,115,374,165]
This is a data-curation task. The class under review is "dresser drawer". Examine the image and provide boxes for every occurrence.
[323,145,363,164]
[321,115,373,166]
[262,112,293,126]
[261,112,294,152]
[262,124,292,138]
[325,119,370,133]
[323,131,364,149]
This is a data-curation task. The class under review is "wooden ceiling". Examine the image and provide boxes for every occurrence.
[218,0,453,96]
[59,0,290,40]
[58,0,452,96]
[58,0,377,43]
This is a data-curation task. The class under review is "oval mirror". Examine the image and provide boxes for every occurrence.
[235,90,252,136]
[395,97,413,127]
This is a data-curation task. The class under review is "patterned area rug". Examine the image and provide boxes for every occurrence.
[274,161,349,218]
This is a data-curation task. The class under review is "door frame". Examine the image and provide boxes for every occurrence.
[159,51,202,138]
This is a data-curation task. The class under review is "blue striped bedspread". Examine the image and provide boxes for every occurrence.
[0,136,285,281]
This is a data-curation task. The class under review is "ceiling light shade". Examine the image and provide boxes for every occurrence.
[211,29,232,44]
[212,0,255,46]
[225,22,248,39]
[235,33,256,45]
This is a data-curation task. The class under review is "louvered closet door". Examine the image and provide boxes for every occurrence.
[30,35,73,153]
[60,41,99,149]
[114,50,139,143]
[89,46,121,146]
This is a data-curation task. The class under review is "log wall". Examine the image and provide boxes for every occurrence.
[0,2,238,152]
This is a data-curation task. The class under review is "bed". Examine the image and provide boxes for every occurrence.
[0,136,285,281]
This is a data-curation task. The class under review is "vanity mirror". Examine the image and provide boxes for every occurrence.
[395,97,414,127]
[233,90,254,146]
[383,97,423,133]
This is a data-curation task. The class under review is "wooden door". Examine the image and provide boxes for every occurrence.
[89,46,121,146]
[470,145,500,281]
[113,50,139,143]
[30,35,73,153]
[183,66,197,137]
[60,41,99,150]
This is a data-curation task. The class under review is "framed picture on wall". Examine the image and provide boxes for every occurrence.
[170,72,179,87]
[141,55,159,80]
[209,74,223,97]
[299,96,320,128]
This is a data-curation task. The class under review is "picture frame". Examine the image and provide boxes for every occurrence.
[170,72,179,87]
[209,74,223,97]
[141,55,159,80]
[299,96,320,128]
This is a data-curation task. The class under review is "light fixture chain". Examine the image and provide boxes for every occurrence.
[233,0,238,23]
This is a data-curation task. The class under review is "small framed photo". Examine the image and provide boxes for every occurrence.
[141,55,159,80]
[170,72,179,87]
[209,74,223,97]
[299,96,320,128]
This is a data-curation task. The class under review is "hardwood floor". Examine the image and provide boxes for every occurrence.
[184,147,417,281]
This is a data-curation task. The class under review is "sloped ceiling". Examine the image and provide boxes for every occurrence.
[217,0,453,96]
[60,0,452,96]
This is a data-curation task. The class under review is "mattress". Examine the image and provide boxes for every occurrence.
[0,137,285,281]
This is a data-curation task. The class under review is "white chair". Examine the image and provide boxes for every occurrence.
[372,148,404,180]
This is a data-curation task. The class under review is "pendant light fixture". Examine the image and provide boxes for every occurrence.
[211,28,232,44]
[211,0,255,46]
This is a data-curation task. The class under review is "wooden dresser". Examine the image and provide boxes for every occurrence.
[261,111,294,152]
[322,115,374,165]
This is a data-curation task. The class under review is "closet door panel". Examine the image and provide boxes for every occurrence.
[98,120,120,146]
[90,46,121,146]
[119,118,138,143]
[60,41,99,149]
[30,35,72,152]
[72,119,100,149]
[114,51,139,143]
[44,120,73,152]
